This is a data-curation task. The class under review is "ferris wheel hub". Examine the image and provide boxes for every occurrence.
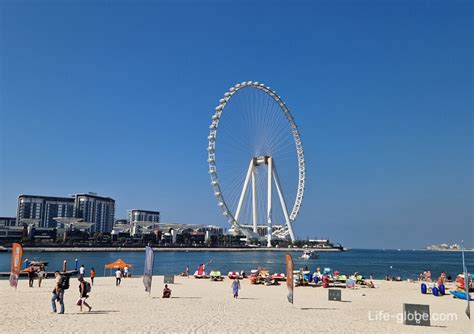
[253,155,271,166]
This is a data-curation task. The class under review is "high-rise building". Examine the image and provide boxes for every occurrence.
[128,209,160,224]
[74,193,115,233]
[16,195,75,228]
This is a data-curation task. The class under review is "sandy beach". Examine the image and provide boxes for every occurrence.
[0,276,472,333]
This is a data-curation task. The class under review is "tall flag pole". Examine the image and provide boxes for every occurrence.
[9,243,23,289]
[143,245,154,295]
[461,241,470,319]
[285,253,294,304]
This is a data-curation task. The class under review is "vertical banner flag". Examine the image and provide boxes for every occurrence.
[143,246,154,294]
[285,253,294,304]
[9,243,23,288]
[461,242,470,319]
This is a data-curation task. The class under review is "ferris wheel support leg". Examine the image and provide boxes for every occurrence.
[251,166,258,234]
[235,159,255,224]
[267,157,273,247]
[272,161,296,242]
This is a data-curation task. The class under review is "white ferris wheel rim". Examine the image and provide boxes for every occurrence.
[207,81,305,232]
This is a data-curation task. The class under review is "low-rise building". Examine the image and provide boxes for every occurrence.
[0,217,16,227]
[128,209,160,224]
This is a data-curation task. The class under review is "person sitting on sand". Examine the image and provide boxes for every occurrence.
[437,272,446,286]
[424,271,432,282]
[418,272,424,282]
[162,284,171,298]
[180,266,190,277]
[366,280,375,288]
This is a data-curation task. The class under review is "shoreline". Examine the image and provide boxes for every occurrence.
[14,247,344,252]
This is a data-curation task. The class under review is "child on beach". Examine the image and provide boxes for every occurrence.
[90,267,96,285]
[231,278,241,298]
[77,276,92,312]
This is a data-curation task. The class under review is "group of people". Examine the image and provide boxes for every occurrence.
[418,271,453,284]
[26,265,47,288]
[115,265,130,286]
[79,265,96,285]
[51,264,94,314]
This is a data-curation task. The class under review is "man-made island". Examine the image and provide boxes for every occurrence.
[426,243,473,251]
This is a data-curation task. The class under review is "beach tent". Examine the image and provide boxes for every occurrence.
[104,259,133,276]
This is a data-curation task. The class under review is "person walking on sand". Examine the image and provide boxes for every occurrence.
[115,268,122,286]
[77,276,92,312]
[37,266,46,287]
[79,264,85,277]
[231,278,241,298]
[90,267,96,285]
[28,269,35,287]
[124,265,129,278]
[51,271,65,314]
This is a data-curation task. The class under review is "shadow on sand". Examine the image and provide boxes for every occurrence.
[75,310,120,315]
[151,296,202,299]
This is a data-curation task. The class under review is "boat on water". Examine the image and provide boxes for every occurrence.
[301,250,319,259]
[28,260,49,267]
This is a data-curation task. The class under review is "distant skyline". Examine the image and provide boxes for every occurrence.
[0,1,472,248]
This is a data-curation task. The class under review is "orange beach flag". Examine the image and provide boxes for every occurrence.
[9,243,23,288]
[285,253,294,304]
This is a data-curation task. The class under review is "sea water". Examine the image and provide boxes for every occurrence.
[1,249,472,279]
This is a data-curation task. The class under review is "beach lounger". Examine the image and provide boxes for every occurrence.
[210,271,223,281]
[194,270,208,279]
[228,271,242,279]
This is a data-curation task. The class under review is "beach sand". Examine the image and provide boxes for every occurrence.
[0,276,471,333]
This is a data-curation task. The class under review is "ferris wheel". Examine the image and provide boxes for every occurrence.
[207,81,305,246]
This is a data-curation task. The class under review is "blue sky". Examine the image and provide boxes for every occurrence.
[0,0,472,248]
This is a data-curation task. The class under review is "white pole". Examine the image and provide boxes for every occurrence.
[272,161,296,242]
[251,165,258,234]
[235,159,255,223]
[267,156,273,247]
